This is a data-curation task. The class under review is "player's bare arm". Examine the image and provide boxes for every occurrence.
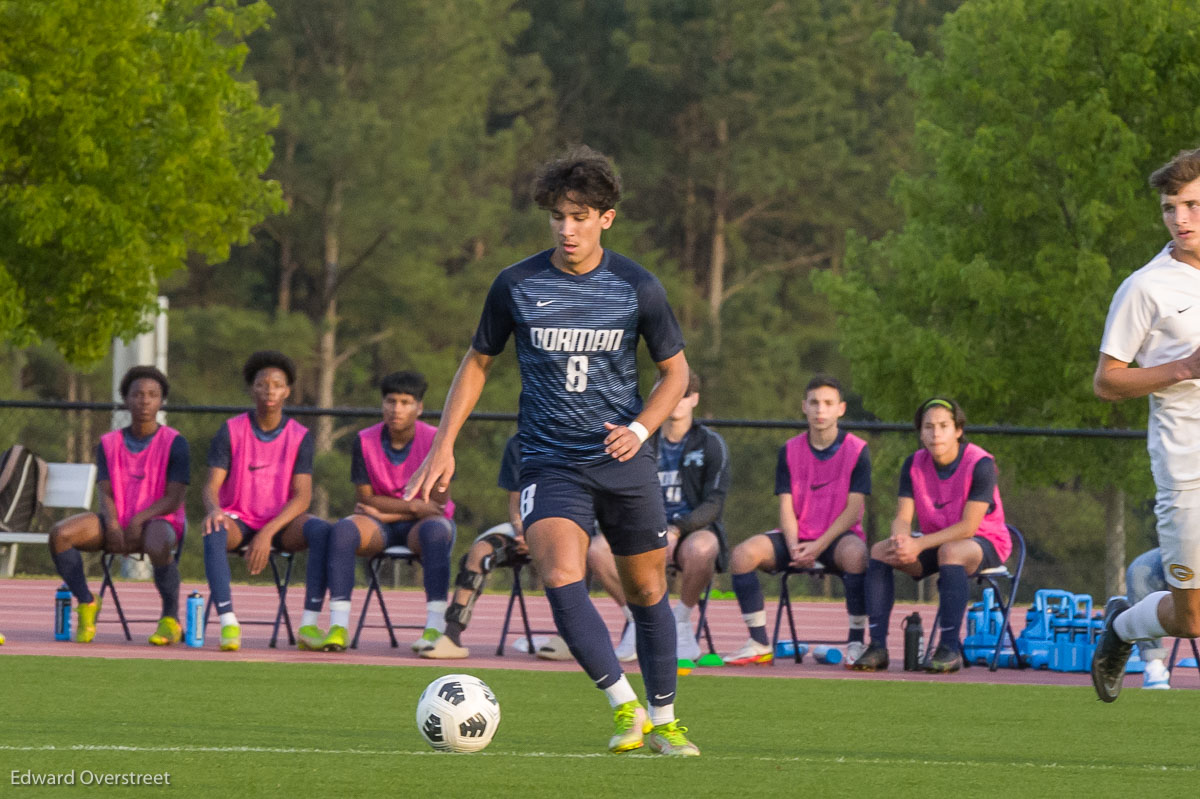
[405,348,494,501]
[246,472,311,575]
[201,467,231,536]
[1094,350,1200,401]
[604,350,689,462]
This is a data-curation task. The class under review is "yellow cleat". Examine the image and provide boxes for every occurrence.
[75,600,101,643]
[148,617,182,646]
[608,701,652,754]
[219,624,241,652]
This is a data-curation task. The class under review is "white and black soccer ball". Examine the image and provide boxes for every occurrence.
[416,674,501,753]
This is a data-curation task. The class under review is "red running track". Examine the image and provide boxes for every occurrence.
[1,578,1195,690]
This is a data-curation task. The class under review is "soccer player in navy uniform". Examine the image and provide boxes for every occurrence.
[407,147,698,756]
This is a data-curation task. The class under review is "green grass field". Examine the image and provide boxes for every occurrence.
[1,656,1194,797]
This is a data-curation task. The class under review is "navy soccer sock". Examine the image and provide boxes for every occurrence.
[545,581,623,690]
[865,558,894,646]
[842,571,867,643]
[630,594,678,708]
[153,562,181,619]
[302,517,333,612]
[327,518,360,604]
[52,548,94,604]
[936,565,969,653]
[416,518,454,601]
[731,571,769,646]
[202,527,234,615]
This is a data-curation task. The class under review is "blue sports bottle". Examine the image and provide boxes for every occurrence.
[185,591,205,647]
[812,645,843,664]
[54,584,71,641]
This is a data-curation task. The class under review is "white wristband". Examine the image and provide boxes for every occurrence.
[627,421,650,443]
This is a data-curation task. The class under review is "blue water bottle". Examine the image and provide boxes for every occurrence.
[54,584,71,641]
[185,591,205,647]
[812,645,843,664]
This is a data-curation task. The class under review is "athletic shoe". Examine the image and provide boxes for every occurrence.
[845,640,867,666]
[924,643,963,673]
[148,617,182,646]
[411,627,440,653]
[420,634,469,659]
[75,599,100,643]
[723,639,773,666]
[321,626,348,652]
[675,617,702,662]
[1142,658,1171,690]
[614,622,637,662]
[646,720,700,757]
[536,635,573,661]
[848,642,889,671]
[219,624,241,652]
[608,701,651,754]
[297,625,326,651]
[0,631,5,645]
[1091,596,1133,703]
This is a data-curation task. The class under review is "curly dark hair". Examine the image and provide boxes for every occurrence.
[242,350,296,386]
[379,370,428,400]
[532,145,621,212]
[119,365,169,399]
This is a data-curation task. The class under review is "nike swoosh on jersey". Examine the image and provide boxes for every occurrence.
[248,464,268,471]
[130,473,146,480]
[810,480,833,490]
[536,300,555,307]
[933,500,951,509]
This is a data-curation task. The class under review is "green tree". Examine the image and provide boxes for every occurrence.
[816,0,1200,594]
[0,0,282,363]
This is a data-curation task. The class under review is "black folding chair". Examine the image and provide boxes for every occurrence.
[771,563,846,662]
[201,547,296,648]
[1168,637,1200,678]
[927,523,1028,671]
[351,545,425,648]
[495,557,557,656]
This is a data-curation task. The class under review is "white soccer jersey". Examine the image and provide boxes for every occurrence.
[1101,243,1200,489]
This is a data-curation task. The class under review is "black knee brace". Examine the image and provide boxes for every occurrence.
[448,568,487,627]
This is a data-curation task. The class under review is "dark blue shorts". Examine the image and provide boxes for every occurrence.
[367,516,456,549]
[911,535,1001,580]
[767,529,863,575]
[519,448,667,558]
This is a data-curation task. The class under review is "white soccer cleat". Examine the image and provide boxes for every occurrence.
[845,640,868,666]
[723,638,773,666]
[1142,658,1171,689]
[614,621,638,662]
[675,617,702,662]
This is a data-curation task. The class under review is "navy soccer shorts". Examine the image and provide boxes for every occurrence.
[518,447,668,557]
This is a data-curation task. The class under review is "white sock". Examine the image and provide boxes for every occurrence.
[219,612,238,628]
[301,609,320,628]
[329,600,351,630]
[673,602,693,624]
[604,675,638,708]
[648,703,675,726]
[848,614,867,631]
[426,601,447,632]
[1114,592,1169,641]
[620,604,634,623]
[743,610,767,629]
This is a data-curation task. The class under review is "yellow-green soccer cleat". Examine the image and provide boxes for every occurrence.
[608,701,651,754]
[321,625,348,652]
[219,624,241,652]
[646,720,700,757]
[75,600,101,643]
[411,627,440,653]
[148,617,182,646]
[0,631,6,645]
[297,624,326,651]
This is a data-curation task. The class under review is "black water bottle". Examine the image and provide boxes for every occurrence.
[903,611,924,671]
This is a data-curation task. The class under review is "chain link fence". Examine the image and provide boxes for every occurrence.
[0,401,1156,602]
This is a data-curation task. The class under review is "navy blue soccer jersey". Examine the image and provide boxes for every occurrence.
[472,248,684,464]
